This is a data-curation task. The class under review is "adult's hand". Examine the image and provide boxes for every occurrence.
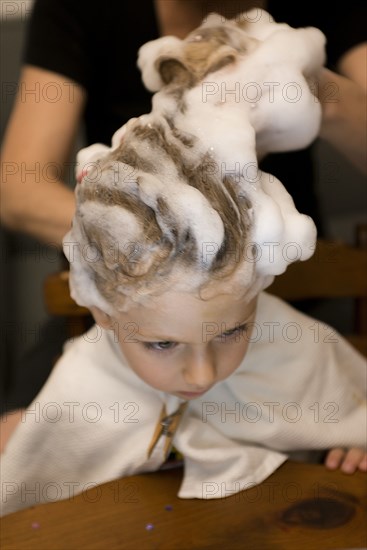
[317,43,367,174]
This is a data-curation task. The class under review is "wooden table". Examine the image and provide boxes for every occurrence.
[1,461,366,549]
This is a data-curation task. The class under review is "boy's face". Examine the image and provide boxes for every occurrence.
[94,291,257,400]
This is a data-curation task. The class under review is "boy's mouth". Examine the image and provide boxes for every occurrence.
[177,389,209,399]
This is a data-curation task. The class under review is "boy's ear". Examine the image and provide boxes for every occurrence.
[90,307,113,329]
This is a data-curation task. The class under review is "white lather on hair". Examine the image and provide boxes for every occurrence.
[65,9,325,313]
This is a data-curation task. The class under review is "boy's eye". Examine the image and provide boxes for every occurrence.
[144,341,176,352]
[220,323,247,340]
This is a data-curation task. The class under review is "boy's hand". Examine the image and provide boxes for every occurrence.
[325,447,367,473]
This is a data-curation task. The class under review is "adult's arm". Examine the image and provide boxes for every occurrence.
[318,43,367,174]
[1,65,86,246]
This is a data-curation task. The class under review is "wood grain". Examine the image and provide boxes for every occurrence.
[1,461,366,550]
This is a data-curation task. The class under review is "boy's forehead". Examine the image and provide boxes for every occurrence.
[115,290,257,339]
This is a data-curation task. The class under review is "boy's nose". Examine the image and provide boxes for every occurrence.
[183,348,217,389]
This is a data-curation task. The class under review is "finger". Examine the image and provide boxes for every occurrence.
[325,447,345,470]
[340,448,365,474]
[358,452,367,472]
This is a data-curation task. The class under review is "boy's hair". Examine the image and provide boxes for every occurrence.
[64,9,322,315]
[65,117,259,314]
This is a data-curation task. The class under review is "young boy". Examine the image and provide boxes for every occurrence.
[1,10,366,516]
